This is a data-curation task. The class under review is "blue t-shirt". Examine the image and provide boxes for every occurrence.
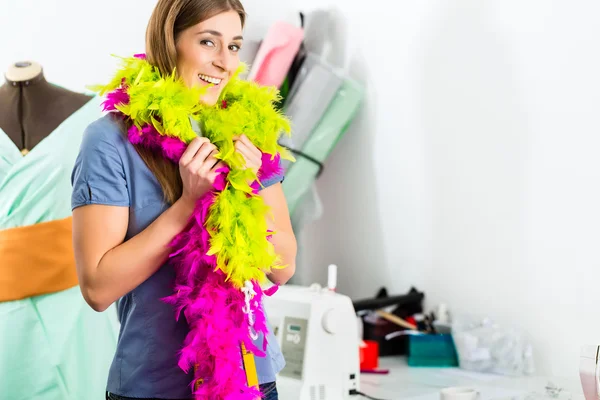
[71,114,285,399]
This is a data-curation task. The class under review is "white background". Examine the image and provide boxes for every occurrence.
[2,0,600,384]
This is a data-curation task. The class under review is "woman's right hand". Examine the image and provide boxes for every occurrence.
[179,137,224,205]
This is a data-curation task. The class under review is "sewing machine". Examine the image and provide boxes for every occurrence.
[263,281,360,400]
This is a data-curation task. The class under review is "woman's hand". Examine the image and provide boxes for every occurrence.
[234,134,262,176]
[179,137,224,205]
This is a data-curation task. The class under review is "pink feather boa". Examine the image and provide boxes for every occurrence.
[102,97,283,399]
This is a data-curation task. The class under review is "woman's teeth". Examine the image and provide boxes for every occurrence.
[198,74,222,85]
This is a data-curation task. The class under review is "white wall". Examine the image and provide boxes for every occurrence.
[294,0,600,385]
[3,0,600,386]
[0,0,297,92]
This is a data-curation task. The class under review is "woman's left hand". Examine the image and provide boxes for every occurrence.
[234,134,262,176]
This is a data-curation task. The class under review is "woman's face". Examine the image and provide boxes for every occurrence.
[175,10,243,105]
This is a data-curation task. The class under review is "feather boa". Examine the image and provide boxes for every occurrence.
[92,54,293,399]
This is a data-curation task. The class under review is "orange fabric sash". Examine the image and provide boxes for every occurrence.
[0,217,78,302]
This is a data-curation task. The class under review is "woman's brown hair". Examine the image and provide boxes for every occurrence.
[133,0,246,204]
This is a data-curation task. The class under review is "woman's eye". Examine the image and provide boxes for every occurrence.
[229,44,241,52]
[201,40,215,47]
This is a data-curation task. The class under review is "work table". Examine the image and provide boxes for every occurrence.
[359,357,584,400]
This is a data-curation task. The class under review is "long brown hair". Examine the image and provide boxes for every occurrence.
[134,0,246,204]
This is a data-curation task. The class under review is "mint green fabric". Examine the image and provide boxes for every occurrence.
[0,96,119,400]
[282,79,364,214]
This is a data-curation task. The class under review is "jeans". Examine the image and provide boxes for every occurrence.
[106,382,278,400]
[259,382,278,400]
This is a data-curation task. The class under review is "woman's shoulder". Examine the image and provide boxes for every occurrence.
[81,113,128,152]
[72,113,132,210]
[74,113,130,179]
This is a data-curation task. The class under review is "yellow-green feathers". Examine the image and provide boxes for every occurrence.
[93,55,294,288]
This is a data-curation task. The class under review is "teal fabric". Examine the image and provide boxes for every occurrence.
[282,78,364,214]
[0,96,119,400]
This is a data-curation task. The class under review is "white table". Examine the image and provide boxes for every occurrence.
[358,357,584,400]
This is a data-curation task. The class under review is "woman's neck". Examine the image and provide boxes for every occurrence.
[0,67,92,152]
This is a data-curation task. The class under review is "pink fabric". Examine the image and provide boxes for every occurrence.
[247,21,304,88]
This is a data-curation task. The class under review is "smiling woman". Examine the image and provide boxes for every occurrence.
[70,0,297,399]
[174,11,245,104]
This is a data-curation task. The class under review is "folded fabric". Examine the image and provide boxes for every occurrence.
[238,39,262,80]
[279,53,343,172]
[247,21,304,88]
[283,76,364,215]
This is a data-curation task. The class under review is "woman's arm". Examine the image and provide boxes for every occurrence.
[73,137,223,312]
[232,135,298,284]
[72,198,195,312]
[260,183,297,285]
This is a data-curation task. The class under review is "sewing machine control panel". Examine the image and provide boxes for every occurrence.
[279,316,309,380]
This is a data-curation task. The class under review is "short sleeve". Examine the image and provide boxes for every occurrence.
[259,156,285,191]
[71,118,130,210]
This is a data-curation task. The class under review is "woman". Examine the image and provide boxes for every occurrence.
[71,0,297,399]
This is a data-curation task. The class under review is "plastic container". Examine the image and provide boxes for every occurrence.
[360,340,379,369]
[408,334,459,367]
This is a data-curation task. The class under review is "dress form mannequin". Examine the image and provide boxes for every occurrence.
[0,60,92,155]
[0,62,117,399]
